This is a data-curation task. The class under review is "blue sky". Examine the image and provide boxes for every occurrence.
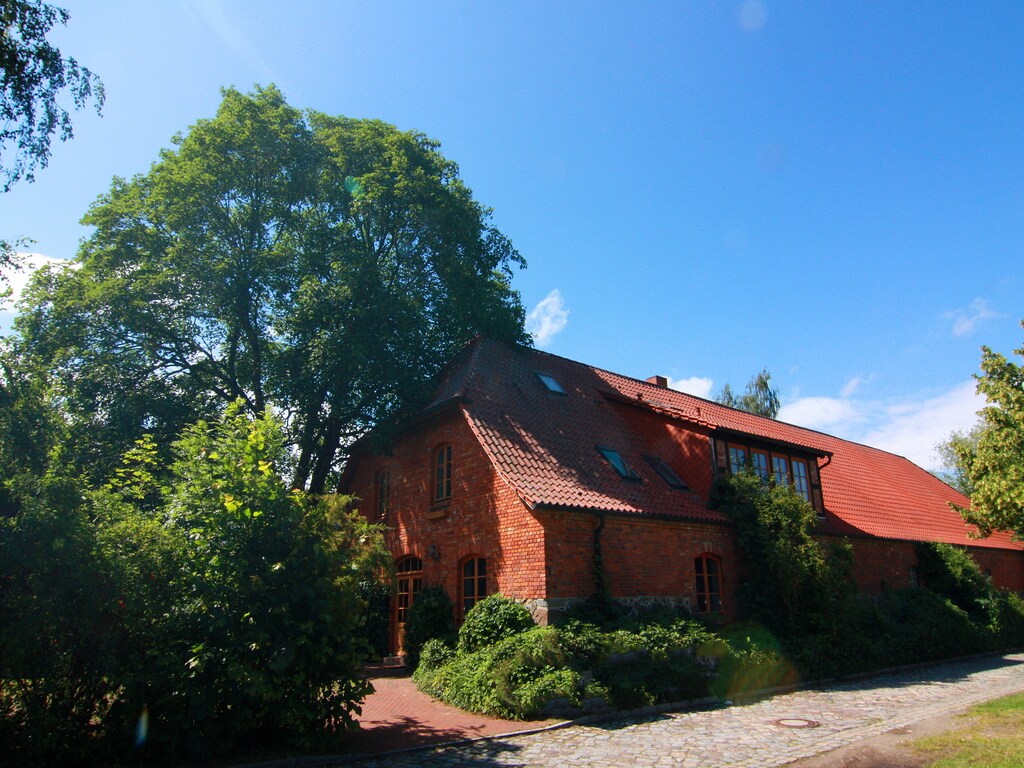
[3,1,1023,470]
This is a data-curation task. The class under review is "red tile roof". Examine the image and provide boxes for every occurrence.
[441,339,1021,551]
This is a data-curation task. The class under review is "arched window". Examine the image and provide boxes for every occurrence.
[460,556,487,617]
[694,554,723,613]
[433,444,452,502]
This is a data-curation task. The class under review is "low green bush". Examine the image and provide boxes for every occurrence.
[416,612,716,718]
[457,594,535,653]
[415,626,581,719]
[418,637,455,672]
[403,585,456,668]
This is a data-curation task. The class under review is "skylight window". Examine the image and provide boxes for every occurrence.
[535,372,567,394]
[643,455,688,490]
[597,446,640,480]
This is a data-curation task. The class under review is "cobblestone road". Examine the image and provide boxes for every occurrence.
[338,652,1024,767]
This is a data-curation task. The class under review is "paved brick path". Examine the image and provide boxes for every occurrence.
[338,652,1024,767]
[342,672,550,754]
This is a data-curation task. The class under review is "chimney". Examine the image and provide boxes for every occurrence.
[646,375,668,387]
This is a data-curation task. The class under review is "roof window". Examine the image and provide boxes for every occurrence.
[643,455,688,489]
[597,446,640,480]
[535,372,567,394]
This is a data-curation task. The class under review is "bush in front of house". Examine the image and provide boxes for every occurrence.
[403,585,456,668]
[457,593,536,653]
[415,625,582,718]
[415,603,727,719]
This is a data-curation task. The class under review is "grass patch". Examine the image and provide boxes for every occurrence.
[914,692,1024,767]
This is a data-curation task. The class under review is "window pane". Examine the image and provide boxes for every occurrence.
[773,455,789,486]
[729,446,747,474]
[535,372,566,394]
[598,447,639,479]
[753,451,770,481]
[434,446,452,500]
[695,555,723,614]
[792,460,809,501]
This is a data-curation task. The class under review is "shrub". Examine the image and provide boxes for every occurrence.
[710,471,857,638]
[417,638,455,672]
[403,586,456,668]
[355,578,392,661]
[915,541,994,620]
[458,594,535,653]
[416,626,580,719]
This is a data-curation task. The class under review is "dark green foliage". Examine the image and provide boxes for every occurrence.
[711,470,857,637]
[458,593,536,653]
[356,578,392,661]
[14,85,527,490]
[1,1,105,191]
[914,541,994,619]
[709,625,796,699]
[0,474,134,763]
[415,627,582,719]
[417,637,456,672]
[0,405,388,764]
[417,611,717,719]
[403,585,456,668]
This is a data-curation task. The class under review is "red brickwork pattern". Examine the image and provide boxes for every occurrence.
[538,509,740,618]
[345,409,547,623]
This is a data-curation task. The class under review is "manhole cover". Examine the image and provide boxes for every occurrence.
[773,718,821,728]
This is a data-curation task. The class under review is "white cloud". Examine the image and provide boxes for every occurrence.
[669,376,714,399]
[779,380,983,471]
[840,375,866,398]
[1,253,71,311]
[859,382,982,469]
[947,298,998,337]
[526,289,569,347]
[778,396,862,433]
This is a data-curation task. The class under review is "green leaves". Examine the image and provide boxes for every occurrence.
[712,470,855,637]
[14,85,527,491]
[0,404,387,761]
[0,1,105,191]
[954,320,1024,539]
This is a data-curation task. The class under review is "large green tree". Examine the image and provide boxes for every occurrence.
[716,368,781,419]
[1,0,104,191]
[16,85,527,490]
[954,321,1024,539]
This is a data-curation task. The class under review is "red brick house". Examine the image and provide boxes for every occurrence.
[341,338,1024,652]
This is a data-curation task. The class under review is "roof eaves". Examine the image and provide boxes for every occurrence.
[714,427,832,459]
[532,502,732,526]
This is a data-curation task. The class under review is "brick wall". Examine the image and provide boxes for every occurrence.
[971,546,1024,592]
[823,534,1024,594]
[537,508,739,620]
[345,407,547,649]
